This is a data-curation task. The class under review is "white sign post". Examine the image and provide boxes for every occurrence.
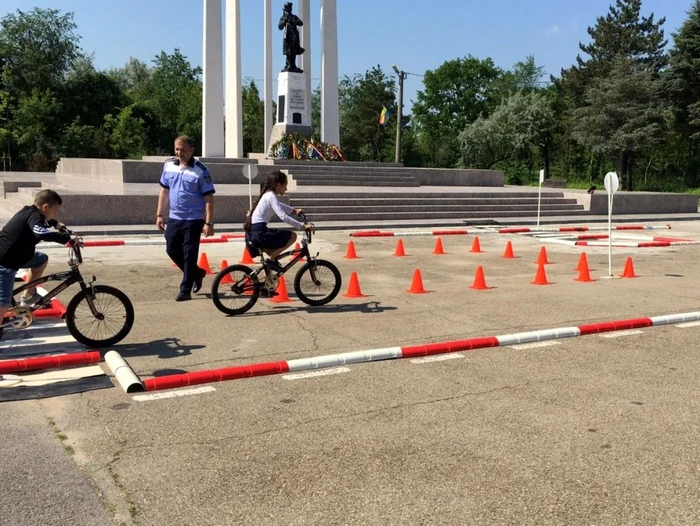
[537,169,544,228]
[244,164,258,212]
[603,171,620,277]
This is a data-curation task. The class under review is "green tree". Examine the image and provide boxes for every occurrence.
[412,56,503,167]
[571,58,666,190]
[665,0,700,185]
[104,106,147,159]
[132,49,202,153]
[459,91,554,180]
[0,8,81,95]
[62,56,126,129]
[13,89,62,169]
[107,57,151,93]
[241,79,265,155]
[338,66,396,162]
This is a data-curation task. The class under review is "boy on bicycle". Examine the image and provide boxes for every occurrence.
[0,190,77,341]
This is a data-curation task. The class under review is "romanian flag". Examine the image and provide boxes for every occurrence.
[378,106,390,127]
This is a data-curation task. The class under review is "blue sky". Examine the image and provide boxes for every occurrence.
[2,0,694,111]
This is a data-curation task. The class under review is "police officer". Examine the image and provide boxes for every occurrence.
[156,135,215,301]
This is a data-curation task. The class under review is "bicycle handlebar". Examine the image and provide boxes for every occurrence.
[60,226,83,264]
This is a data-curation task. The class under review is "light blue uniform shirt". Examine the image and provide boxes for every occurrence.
[159,158,216,221]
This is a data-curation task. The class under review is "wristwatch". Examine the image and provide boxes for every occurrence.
[205,222,214,227]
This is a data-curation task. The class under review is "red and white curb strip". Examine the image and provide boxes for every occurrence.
[0,351,101,375]
[121,310,700,393]
[38,233,246,249]
[349,225,672,237]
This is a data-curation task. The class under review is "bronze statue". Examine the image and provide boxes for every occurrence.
[279,2,304,73]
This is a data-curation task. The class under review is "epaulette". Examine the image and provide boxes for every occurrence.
[165,156,177,163]
[194,159,208,170]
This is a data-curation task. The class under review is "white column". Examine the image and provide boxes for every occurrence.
[320,0,340,146]
[299,0,311,129]
[263,0,273,155]
[202,0,224,157]
[225,0,243,158]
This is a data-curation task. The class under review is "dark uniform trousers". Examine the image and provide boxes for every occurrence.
[165,219,205,294]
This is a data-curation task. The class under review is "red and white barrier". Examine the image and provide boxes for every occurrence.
[142,310,700,391]
[0,350,101,375]
[349,225,672,237]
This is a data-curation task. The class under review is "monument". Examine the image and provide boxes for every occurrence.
[200,0,340,158]
[268,2,312,152]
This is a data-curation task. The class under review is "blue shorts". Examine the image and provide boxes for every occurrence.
[0,252,49,308]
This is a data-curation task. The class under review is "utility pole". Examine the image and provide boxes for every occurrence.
[391,64,407,164]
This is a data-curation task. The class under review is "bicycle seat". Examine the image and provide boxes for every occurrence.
[244,237,262,258]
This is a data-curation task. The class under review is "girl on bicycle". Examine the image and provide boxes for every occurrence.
[244,171,310,273]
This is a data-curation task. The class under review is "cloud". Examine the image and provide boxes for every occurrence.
[544,25,561,37]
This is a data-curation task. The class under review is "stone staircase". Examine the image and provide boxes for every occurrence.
[286,166,420,187]
[288,191,587,222]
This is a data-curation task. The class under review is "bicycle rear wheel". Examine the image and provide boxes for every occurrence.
[211,264,260,315]
[294,259,341,306]
[65,285,134,348]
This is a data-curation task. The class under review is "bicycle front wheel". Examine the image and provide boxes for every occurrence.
[66,285,134,348]
[294,259,342,306]
[211,264,260,315]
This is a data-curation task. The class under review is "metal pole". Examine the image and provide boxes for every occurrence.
[392,66,405,164]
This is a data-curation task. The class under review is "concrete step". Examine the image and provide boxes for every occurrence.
[306,210,592,221]
[290,191,566,199]
[291,197,580,207]
[295,180,421,187]
[296,204,585,213]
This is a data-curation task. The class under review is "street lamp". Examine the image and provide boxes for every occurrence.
[391,64,407,164]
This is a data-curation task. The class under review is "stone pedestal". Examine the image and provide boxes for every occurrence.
[268,71,312,155]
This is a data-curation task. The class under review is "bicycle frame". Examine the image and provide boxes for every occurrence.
[13,267,88,311]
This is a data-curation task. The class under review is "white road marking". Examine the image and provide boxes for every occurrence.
[410,353,464,363]
[3,334,77,349]
[282,367,350,380]
[133,386,216,401]
[599,329,644,338]
[674,321,700,328]
[509,341,561,350]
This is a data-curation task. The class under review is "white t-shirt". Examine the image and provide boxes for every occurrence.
[250,191,304,229]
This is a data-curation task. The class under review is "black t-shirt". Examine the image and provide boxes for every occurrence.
[0,205,71,270]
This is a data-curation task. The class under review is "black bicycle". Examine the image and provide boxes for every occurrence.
[211,215,341,315]
[3,228,134,348]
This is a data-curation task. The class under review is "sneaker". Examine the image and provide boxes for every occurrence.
[259,289,280,298]
[192,268,206,294]
[20,292,43,308]
[175,292,192,302]
[264,259,285,274]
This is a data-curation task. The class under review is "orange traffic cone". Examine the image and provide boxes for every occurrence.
[470,236,483,253]
[240,246,255,264]
[198,252,213,275]
[393,239,407,257]
[620,257,638,278]
[535,246,550,265]
[432,237,445,255]
[406,269,429,294]
[574,254,595,282]
[343,272,367,298]
[269,275,293,303]
[502,241,516,259]
[294,242,301,251]
[469,266,491,290]
[220,260,233,284]
[531,263,552,285]
[344,240,359,259]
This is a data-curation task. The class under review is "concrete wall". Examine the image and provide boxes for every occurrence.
[56,194,255,225]
[56,158,124,184]
[590,192,699,215]
[122,160,291,185]
[407,168,504,187]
